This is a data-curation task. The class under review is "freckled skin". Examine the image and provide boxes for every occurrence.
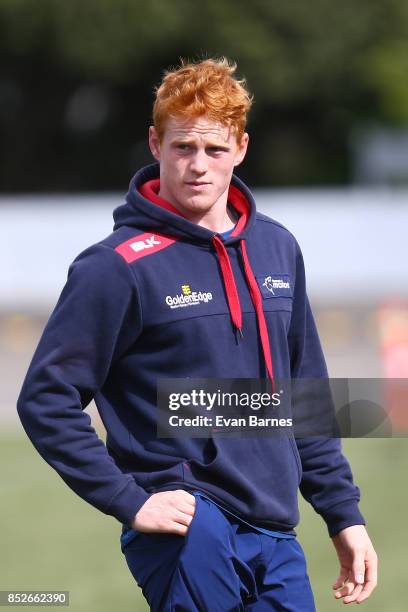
[148,116,249,233]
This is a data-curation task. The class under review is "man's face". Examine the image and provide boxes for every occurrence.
[148,115,249,217]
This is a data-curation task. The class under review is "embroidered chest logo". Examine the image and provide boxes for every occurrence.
[165,285,213,309]
[257,274,292,299]
[262,275,290,294]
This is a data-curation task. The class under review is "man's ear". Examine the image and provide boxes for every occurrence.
[149,126,161,161]
[234,132,249,167]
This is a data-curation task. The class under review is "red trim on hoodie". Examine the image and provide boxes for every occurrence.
[227,184,249,236]
[139,179,188,218]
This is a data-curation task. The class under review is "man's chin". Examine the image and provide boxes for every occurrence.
[179,195,215,214]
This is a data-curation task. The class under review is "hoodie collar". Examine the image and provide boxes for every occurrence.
[113,162,257,243]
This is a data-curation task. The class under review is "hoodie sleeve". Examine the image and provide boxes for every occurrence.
[16,243,150,527]
[288,239,366,538]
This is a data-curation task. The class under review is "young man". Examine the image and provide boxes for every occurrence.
[17,58,377,611]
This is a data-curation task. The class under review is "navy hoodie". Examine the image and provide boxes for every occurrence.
[16,162,365,538]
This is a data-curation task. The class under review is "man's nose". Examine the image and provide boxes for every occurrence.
[189,150,208,174]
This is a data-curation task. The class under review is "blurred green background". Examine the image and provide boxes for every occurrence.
[2,433,406,611]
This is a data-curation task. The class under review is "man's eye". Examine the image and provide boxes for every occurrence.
[177,144,191,150]
[208,147,226,153]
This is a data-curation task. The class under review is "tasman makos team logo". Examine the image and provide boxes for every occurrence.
[262,275,290,294]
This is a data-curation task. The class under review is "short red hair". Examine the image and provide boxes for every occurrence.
[153,57,253,142]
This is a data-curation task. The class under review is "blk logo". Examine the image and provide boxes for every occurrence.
[130,235,161,253]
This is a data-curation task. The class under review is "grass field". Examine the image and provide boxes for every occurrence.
[1,434,406,611]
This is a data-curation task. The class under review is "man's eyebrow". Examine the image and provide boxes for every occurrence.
[206,142,230,149]
[171,137,230,149]
[171,137,195,144]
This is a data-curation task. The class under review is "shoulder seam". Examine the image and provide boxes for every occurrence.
[256,213,296,239]
[98,243,144,331]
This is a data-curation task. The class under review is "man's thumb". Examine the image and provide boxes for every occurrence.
[352,555,366,584]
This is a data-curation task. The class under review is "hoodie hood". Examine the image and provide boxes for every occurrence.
[112,162,257,244]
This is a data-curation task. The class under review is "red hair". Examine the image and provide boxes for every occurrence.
[153,57,253,142]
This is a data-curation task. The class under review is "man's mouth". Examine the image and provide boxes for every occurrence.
[185,181,211,189]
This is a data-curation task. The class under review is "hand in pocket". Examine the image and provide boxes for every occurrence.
[131,489,196,536]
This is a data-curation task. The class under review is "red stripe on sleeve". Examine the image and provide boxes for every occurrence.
[115,232,177,263]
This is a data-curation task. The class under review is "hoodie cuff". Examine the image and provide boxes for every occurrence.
[105,477,151,528]
[321,500,366,538]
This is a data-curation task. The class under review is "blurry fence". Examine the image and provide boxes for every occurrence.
[1,188,407,310]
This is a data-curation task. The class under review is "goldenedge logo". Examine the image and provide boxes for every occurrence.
[165,289,213,309]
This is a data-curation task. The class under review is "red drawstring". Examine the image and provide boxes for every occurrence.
[212,235,243,335]
[212,235,275,389]
[240,239,275,389]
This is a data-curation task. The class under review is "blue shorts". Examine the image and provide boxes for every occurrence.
[121,492,316,611]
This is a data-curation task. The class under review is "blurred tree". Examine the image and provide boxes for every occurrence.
[0,0,407,190]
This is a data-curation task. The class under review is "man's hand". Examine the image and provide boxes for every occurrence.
[131,489,196,536]
[331,524,378,604]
